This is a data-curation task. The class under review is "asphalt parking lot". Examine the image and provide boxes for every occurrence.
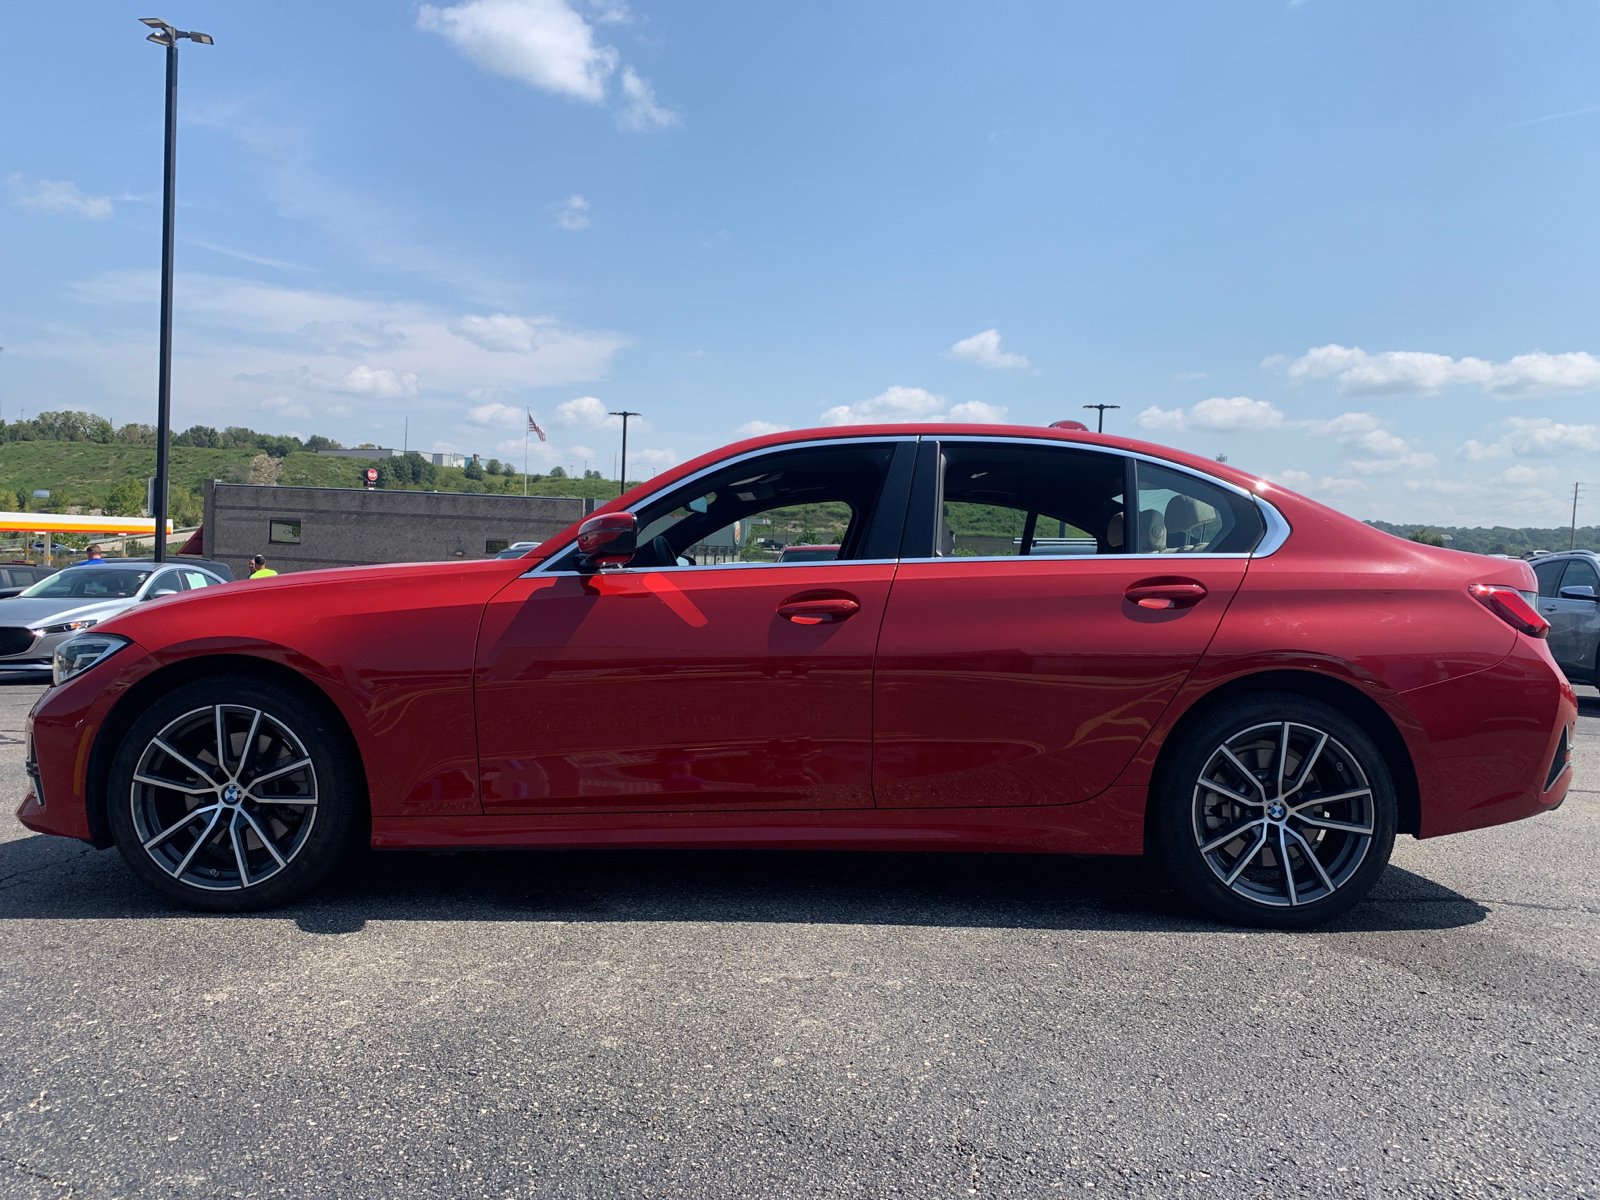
[0,679,1595,1199]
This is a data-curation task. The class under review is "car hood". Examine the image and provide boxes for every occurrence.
[0,596,137,628]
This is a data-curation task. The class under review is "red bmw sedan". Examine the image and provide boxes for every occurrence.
[18,424,1576,927]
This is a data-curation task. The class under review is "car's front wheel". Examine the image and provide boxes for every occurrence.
[1151,692,1398,929]
[107,675,363,911]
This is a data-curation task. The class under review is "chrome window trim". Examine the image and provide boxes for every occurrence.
[540,557,903,578]
[899,553,1254,564]
[919,433,1292,561]
[527,434,918,577]
[525,431,1294,575]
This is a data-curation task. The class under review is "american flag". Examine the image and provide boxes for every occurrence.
[527,411,546,442]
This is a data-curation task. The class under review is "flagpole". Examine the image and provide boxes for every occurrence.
[523,429,528,496]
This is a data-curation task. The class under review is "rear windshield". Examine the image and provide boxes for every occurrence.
[21,569,152,599]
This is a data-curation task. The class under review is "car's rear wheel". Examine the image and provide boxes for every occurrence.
[1151,693,1398,929]
[107,675,363,911]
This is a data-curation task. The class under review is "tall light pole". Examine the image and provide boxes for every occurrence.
[1083,403,1120,433]
[608,411,640,497]
[140,17,213,561]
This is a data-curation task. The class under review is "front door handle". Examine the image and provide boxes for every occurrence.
[778,597,860,624]
[1126,580,1207,610]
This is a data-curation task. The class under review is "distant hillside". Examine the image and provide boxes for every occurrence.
[1365,520,1600,556]
[0,439,636,512]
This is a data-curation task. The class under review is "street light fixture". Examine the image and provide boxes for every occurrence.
[140,17,213,561]
[1082,403,1120,433]
[607,412,641,497]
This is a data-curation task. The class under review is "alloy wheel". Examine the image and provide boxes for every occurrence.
[1191,720,1375,909]
[129,704,318,891]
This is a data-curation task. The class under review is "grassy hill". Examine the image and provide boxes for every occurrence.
[0,439,636,513]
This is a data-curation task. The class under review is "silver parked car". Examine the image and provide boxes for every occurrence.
[0,563,228,674]
[1531,551,1600,685]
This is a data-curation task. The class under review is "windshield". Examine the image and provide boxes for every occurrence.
[20,568,153,600]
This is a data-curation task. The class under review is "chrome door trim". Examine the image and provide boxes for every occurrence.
[527,434,918,576]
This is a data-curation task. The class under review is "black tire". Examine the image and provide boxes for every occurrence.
[107,674,364,912]
[1151,692,1398,929]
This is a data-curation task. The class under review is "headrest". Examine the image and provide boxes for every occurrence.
[1164,494,1217,533]
[1107,511,1124,549]
[1139,508,1166,553]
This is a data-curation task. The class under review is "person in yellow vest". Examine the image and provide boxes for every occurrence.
[249,555,278,579]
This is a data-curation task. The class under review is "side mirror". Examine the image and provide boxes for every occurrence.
[576,512,638,570]
[1559,585,1597,602]
[147,588,180,600]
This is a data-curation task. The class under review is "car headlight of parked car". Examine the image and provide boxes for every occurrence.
[52,632,130,687]
[31,618,98,637]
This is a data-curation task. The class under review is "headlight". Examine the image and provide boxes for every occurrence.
[52,633,131,687]
[31,618,98,637]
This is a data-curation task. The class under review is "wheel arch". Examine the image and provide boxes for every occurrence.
[1144,669,1421,844]
[84,654,369,850]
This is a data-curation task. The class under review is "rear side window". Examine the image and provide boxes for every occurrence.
[1533,559,1567,598]
[931,442,1128,557]
[1134,462,1264,554]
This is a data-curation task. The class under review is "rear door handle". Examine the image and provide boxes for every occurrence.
[1125,581,1207,610]
[778,597,860,624]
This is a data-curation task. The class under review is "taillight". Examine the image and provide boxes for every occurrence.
[1469,583,1549,639]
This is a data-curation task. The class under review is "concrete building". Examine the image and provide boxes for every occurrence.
[201,482,596,578]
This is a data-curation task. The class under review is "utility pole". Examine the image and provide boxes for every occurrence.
[608,411,640,497]
[1083,404,1120,433]
[140,18,213,561]
[1572,482,1584,550]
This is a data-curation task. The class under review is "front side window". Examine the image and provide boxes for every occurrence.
[1533,558,1567,598]
[1133,461,1264,554]
[552,440,905,570]
[1561,558,1598,595]
[182,570,221,590]
[931,442,1128,557]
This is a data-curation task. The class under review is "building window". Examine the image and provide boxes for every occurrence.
[485,539,509,554]
[269,520,302,544]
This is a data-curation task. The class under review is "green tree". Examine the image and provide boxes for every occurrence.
[463,458,485,481]
[103,479,146,517]
[548,466,567,479]
[304,435,342,452]
[1408,527,1446,546]
[116,423,158,445]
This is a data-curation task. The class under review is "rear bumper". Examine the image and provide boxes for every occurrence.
[1403,635,1577,839]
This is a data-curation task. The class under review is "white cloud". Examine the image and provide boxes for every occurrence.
[417,0,677,130]
[819,386,1008,426]
[1137,396,1283,434]
[737,420,789,437]
[10,176,114,220]
[1267,469,1367,497]
[618,67,680,131]
[467,401,528,428]
[948,328,1029,370]
[569,443,597,460]
[259,395,313,419]
[417,0,618,102]
[67,271,624,411]
[629,447,679,468]
[948,400,1010,422]
[555,395,648,431]
[1275,343,1600,398]
[555,193,591,230]
[1296,410,1435,473]
[334,366,419,398]
[1459,416,1600,460]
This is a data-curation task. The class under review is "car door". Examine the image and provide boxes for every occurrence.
[475,437,914,814]
[873,440,1260,808]
[1542,557,1600,679]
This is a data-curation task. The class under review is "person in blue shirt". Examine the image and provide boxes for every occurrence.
[83,544,105,564]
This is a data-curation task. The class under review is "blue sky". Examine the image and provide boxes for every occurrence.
[4,1,1600,525]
